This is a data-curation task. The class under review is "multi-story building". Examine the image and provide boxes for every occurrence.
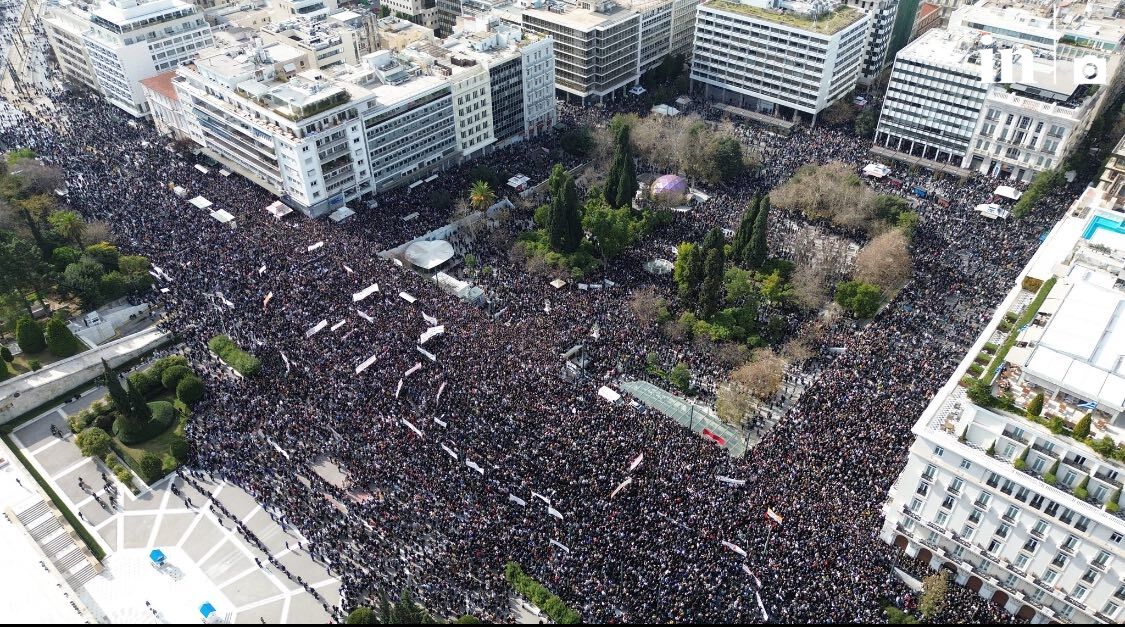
[881,199,1125,624]
[152,22,554,216]
[690,0,870,119]
[259,13,376,69]
[376,15,439,50]
[273,0,340,21]
[847,0,900,83]
[874,0,1124,181]
[910,1,939,39]
[1096,136,1125,212]
[42,0,215,116]
[381,0,440,30]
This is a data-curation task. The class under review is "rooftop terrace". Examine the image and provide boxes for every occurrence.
[705,1,863,35]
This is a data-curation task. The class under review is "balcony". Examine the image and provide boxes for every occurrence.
[951,533,971,548]
[1003,428,1029,445]
[1031,442,1059,459]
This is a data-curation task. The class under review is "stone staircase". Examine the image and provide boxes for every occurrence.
[13,499,102,591]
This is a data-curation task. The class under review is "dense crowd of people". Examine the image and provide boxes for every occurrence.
[0,20,1082,621]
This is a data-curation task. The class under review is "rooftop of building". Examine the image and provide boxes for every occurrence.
[139,69,179,101]
[520,0,640,30]
[703,0,864,35]
[897,25,985,68]
[90,0,196,27]
[955,0,1125,46]
[917,1,939,20]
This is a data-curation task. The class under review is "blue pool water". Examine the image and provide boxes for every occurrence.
[1083,215,1125,240]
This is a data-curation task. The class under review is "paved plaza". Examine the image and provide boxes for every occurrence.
[5,391,339,624]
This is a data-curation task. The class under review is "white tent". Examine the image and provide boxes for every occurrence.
[651,104,680,116]
[994,185,1022,200]
[265,200,293,219]
[329,206,355,223]
[507,175,530,190]
[598,386,621,403]
[675,96,691,106]
[643,259,674,275]
[629,85,646,95]
[862,163,891,178]
[194,164,209,175]
[173,186,187,198]
[550,279,567,289]
[974,203,1010,220]
[219,168,231,177]
[209,209,235,224]
[404,240,455,270]
[188,196,213,209]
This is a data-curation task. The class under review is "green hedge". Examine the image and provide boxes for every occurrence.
[505,561,581,624]
[112,401,176,444]
[208,335,262,377]
[981,277,1056,383]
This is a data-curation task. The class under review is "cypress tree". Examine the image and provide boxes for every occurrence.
[746,195,770,269]
[604,143,623,206]
[561,176,582,253]
[548,163,566,198]
[699,248,724,320]
[701,227,724,259]
[15,316,45,353]
[676,243,703,304]
[128,380,151,422]
[731,196,759,263]
[548,189,567,250]
[614,143,637,208]
[102,359,129,413]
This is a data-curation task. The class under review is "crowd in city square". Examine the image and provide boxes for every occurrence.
[0,49,1084,622]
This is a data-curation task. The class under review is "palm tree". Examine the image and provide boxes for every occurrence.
[468,180,496,212]
[48,210,85,247]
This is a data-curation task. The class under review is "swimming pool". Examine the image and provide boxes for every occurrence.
[1083,215,1125,240]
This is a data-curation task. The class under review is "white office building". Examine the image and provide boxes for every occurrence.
[882,198,1125,624]
[690,0,869,119]
[42,0,214,117]
[874,0,1123,181]
[152,22,554,216]
[381,0,440,29]
[846,0,900,82]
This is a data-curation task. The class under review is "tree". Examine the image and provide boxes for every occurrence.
[138,451,163,481]
[709,137,744,182]
[820,98,857,126]
[699,248,724,320]
[0,346,11,362]
[613,146,637,209]
[628,286,666,326]
[468,180,496,212]
[118,254,150,275]
[919,572,949,619]
[176,375,204,405]
[379,5,391,17]
[669,362,691,393]
[0,357,10,381]
[759,270,792,305]
[548,173,581,254]
[731,348,787,399]
[102,359,129,413]
[160,364,193,390]
[1093,435,1116,457]
[731,197,759,263]
[674,242,703,304]
[871,195,909,222]
[75,427,112,458]
[834,281,883,319]
[127,380,152,423]
[47,210,85,247]
[583,198,636,260]
[44,317,81,357]
[1073,413,1092,440]
[15,316,44,353]
[83,242,119,270]
[854,229,912,292]
[391,589,433,624]
[1025,392,1044,418]
[745,195,769,269]
[62,259,105,308]
[855,108,878,138]
[346,607,377,624]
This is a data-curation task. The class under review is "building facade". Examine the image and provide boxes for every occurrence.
[42,0,215,117]
[882,202,1125,625]
[690,0,869,118]
[847,0,900,83]
[152,23,554,216]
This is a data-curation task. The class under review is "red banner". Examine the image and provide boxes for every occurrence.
[701,428,726,446]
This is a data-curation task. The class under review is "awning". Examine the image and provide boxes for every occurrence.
[404,240,454,270]
[200,603,216,618]
[550,279,566,289]
[265,200,293,219]
[507,175,530,189]
[629,85,646,95]
[188,196,212,209]
[149,549,166,564]
[994,185,1022,200]
[598,386,621,403]
[863,163,891,178]
[219,168,231,177]
[329,206,355,223]
[209,209,235,224]
[975,203,1010,219]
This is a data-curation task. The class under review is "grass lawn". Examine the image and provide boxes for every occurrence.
[115,422,179,466]
[7,348,69,375]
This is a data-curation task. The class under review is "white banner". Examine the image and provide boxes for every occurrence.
[305,319,328,338]
[436,381,446,403]
[280,352,291,374]
[401,418,423,438]
[441,444,458,460]
[395,379,403,398]
[263,292,273,309]
[466,459,484,475]
[355,353,379,374]
[549,539,571,553]
[258,264,267,275]
[433,417,447,427]
[419,325,445,345]
[417,346,436,362]
[307,241,324,252]
[352,283,379,303]
[422,312,438,326]
[404,362,422,378]
[610,476,633,499]
[721,541,747,557]
[716,475,746,486]
[355,309,374,323]
[742,564,762,587]
[399,291,417,304]
[628,453,644,472]
[755,591,769,621]
[508,494,527,507]
[547,507,563,520]
[330,320,347,332]
[343,264,354,274]
[532,492,551,506]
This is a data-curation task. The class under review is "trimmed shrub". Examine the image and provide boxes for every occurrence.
[127,370,162,399]
[160,365,193,390]
[137,452,163,482]
[1025,393,1044,418]
[208,335,261,377]
[29,359,41,371]
[505,562,581,624]
[76,427,112,458]
[15,316,44,353]
[161,454,178,473]
[113,401,176,444]
[44,318,81,357]
[346,607,376,624]
[1,346,12,362]
[0,357,9,381]
[168,436,190,462]
[148,354,188,381]
[176,375,204,405]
